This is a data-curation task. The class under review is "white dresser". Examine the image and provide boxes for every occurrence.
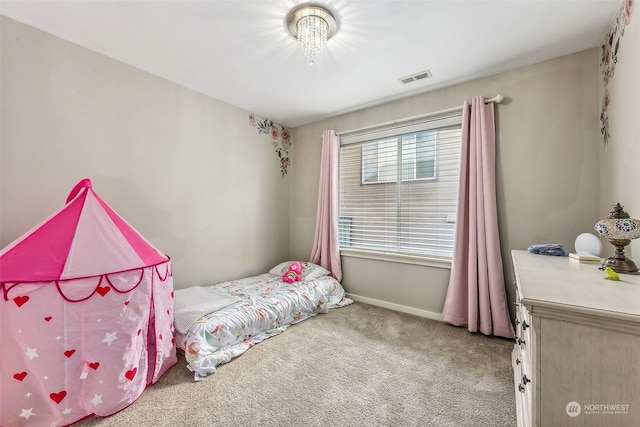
[511,250,640,427]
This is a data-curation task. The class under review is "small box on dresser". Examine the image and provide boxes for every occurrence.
[511,250,640,427]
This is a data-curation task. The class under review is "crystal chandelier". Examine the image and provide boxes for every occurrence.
[287,5,337,65]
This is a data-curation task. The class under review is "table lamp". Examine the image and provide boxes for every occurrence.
[594,203,640,274]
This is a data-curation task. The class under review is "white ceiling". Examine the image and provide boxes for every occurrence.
[0,0,621,128]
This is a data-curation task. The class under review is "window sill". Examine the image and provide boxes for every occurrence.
[339,248,452,269]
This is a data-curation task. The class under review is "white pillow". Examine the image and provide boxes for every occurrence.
[269,261,331,280]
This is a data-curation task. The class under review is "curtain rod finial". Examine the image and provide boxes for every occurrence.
[485,94,504,104]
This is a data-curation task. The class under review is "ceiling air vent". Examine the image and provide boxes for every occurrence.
[398,70,432,85]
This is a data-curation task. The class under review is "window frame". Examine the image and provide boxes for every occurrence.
[338,111,462,266]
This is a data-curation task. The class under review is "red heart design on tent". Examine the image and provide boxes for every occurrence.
[96,286,110,297]
[137,329,141,336]
[124,301,129,306]
[171,338,175,345]
[125,368,137,381]
[13,296,29,307]
[89,362,100,370]
[64,349,75,358]
[50,391,67,404]
[159,334,163,340]
[44,316,52,322]
[166,310,170,315]
[171,291,174,298]
[13,371,27,381]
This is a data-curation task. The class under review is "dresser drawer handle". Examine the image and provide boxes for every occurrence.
[515,319,520,326]
[516,358,521,365]
[518,383,525,393]
[522,320,529,330]
[522,375,530,384]
[517,338,526,346]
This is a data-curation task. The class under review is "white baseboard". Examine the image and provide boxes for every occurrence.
[346,293,443,321]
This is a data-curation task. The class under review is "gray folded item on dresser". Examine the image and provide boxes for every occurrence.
[527,243,568,256]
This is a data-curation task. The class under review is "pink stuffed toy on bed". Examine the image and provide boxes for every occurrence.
[282,261,303,283]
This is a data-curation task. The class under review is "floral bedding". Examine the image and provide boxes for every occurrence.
[175,273,352,380]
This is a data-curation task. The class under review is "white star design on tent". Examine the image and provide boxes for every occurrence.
[25,392,32,398]
[102,331,118,346]
[90,394,103,407]
[62,408,72,415]
[19,408,34,420]
[25,347,38,360]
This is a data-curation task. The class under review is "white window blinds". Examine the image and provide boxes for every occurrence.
[339,112,462,260]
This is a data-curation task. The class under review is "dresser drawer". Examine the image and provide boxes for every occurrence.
[515,302,532,369]
[516,304,532,354]
[514,279,523,302]
[512,347,532,427]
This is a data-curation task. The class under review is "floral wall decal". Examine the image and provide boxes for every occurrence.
[249,114,292,178]
[600,0,635,147]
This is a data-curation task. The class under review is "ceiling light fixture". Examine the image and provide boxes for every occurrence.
[287,5,337,65]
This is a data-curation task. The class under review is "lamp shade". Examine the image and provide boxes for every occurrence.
[595,217,640,240]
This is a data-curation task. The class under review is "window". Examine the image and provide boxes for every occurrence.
[362,132,436,184]
[339,113,462,261]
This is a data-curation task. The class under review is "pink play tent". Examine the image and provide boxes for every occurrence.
[0,179,177,426]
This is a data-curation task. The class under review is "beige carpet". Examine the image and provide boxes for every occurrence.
[79,302,516,427]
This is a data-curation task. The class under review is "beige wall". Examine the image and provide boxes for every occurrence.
[599,11,639,265]
[0,17,291,289]
[290,49,601,318]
